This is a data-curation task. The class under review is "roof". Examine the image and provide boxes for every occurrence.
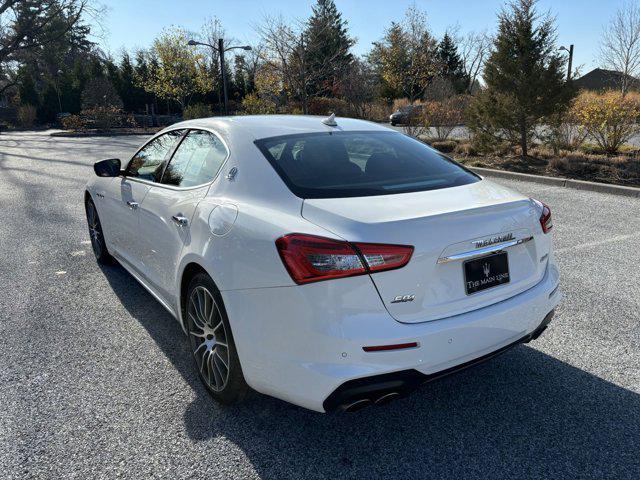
[574,68,640,91]
[170,115,393,140]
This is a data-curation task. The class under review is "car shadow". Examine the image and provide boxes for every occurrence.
[100,262,640,479]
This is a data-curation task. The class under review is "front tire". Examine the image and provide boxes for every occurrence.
[85,197,113,264]
[185,273,248,405]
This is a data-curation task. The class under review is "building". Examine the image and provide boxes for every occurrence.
[573,68,640,92]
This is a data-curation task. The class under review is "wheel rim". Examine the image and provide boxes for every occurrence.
[86,201,103,257]
[187,286,230,392]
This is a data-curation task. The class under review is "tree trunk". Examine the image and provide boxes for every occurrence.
[520,117,528,159]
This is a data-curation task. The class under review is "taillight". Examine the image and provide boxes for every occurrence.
[533,199,553,233]
[531,198,553,233]
[275,234,413,284]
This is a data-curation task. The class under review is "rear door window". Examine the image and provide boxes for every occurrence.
[161,130,228,187]
[255,131,479,198]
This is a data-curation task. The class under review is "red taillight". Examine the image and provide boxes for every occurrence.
[539,202,553,233]
[532,198,553,233]
[275,234,413,284]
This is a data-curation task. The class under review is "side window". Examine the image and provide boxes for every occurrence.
[161,130,228,187]
[126,130,185,181]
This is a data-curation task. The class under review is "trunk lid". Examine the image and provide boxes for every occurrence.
[302,179,550,323]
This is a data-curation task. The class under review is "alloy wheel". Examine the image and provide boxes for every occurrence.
[86,200,103,258]
[187,286,230,392]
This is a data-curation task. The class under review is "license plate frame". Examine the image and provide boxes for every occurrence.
[463,252,510,295]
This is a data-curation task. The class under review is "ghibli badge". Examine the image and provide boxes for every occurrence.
[474,232,514,249]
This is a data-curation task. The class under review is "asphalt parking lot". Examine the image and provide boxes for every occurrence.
[1,131,639,479]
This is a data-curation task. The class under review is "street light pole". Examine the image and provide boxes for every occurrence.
[560,44,574,82]
[218,38,229,115]
[188,39,251,116]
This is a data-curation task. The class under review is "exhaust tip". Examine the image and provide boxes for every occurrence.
[374,392,401,405]
[343,398,372,412]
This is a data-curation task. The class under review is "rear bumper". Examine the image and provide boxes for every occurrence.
[223,261,561,413]
[323,310,555,412]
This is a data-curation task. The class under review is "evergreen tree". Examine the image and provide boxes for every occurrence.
[475,0,572,158]
[113,52,147,113]
[436,33,467,94]
[303,0,354,97]
[233,55,248,100]
[17,68,39,106]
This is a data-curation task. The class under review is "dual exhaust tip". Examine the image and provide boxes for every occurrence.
[342,391,402,412]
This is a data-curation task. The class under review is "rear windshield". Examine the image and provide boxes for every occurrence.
[254,131,479,199]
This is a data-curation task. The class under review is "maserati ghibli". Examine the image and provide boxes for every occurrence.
[85,115,561,412]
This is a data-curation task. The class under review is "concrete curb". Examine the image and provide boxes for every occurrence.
[469,166,640,198]
[50,130,160,138]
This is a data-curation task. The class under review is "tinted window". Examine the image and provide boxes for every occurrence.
[161,130,228,187]
[255,131,479,198]
[127,130,185,181]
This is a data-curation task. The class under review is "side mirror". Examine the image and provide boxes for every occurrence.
[94,158,121,177]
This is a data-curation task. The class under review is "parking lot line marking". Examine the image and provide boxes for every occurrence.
[556,232,640,253]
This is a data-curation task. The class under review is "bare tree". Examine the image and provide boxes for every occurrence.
[599,0,640,95]
[341,58,377,116]
[254,14,346,113]
[254,15,304,110]
[459,30,491,93]
[370,5,439,103]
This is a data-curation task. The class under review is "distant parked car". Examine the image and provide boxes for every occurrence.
[389,104,423,126]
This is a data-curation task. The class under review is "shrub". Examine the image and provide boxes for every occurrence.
[241,93,277,115]
[183,103,212,120]
[430,140,457,153]
[61,114,86,130]
[466,90,537,154]
[17,105,37,128]
[454,142,478,156]
[571,90,640,154]
[358,101,390,122]
[81,106,122,130]
[392,98,412,112]
[402,115,427,138]
[307,97,349,116]
[423,95,469,141]
[528,146,555,159]
[540,111,588,154]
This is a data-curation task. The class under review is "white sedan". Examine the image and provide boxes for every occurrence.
[85,115,561,412]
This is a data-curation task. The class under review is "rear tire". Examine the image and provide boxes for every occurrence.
[85,197,113,264]
[185,273,248,405]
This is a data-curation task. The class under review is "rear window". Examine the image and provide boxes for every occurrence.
[254,131,479,199]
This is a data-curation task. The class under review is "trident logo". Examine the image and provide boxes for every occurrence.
[483,263,491,277]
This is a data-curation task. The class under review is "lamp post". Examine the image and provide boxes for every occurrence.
[559,44,574,82]
[188,39,251,115]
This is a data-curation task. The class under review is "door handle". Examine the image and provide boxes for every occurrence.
[126,201,139,210]
[172,214,189,227]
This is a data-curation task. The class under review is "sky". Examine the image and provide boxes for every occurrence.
[97,0,624,74]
